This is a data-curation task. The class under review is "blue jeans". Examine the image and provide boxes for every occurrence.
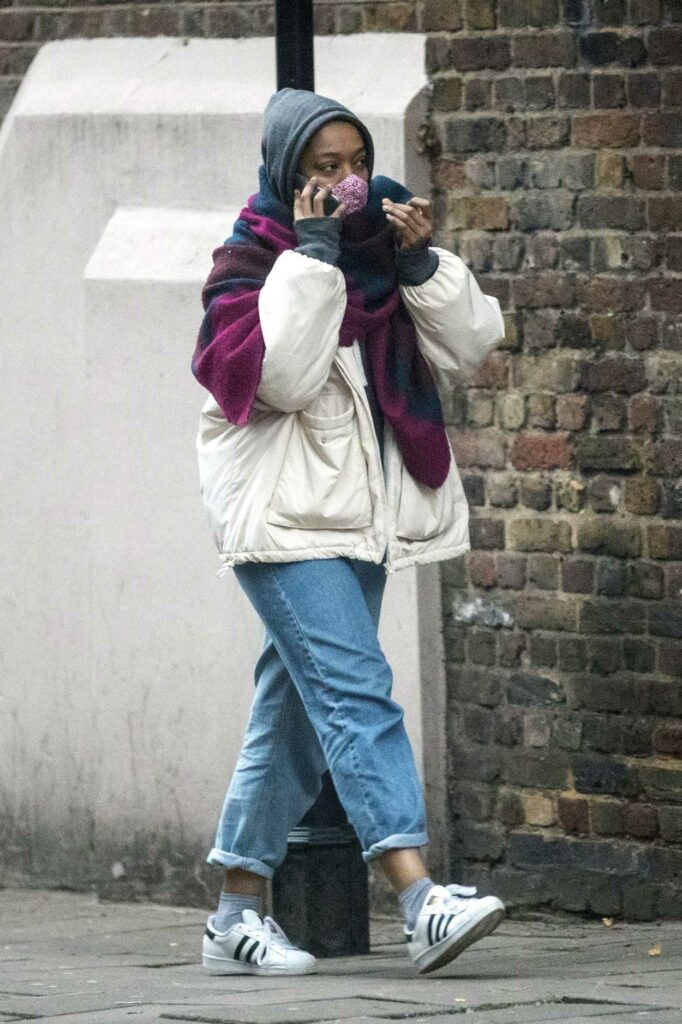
[207,556,428,879]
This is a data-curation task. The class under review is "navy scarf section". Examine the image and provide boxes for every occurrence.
[193,167,451,489]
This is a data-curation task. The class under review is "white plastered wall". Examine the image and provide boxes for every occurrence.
[0,35,448,886]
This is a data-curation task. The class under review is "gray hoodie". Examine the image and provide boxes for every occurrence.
[261,87,375,207]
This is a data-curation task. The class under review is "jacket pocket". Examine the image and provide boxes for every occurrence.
[395,461,453,541]
[266,388,373,531]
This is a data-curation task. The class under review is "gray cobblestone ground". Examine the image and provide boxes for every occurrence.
[1,890,681,1023]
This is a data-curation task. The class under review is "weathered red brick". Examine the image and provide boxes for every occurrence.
[432,74,463,111]
[590,314,626,351]
[659,640,682,678]
[364,3,418,31]
[572,112,640,148]
[423,0,464,31]
[630,154,666,190]
[496,554,527,590]
[642,111,682,146]
[514,594,578,631]
[624,477,662,515]
[471,352,511,389]
[433,158,467,189]
[650,439,682,477]
[629,394,663,433]
[0,11,36,42]
[580,356,647,394]
[649,27,682,64]
[450,34,511,71]
[449,429,506,468]
[578,277,647,312]
[513,273,576,308]
[648,197,682,233]
[649,524,682,560]
[577,519,642,558]
[624,804,659,840]
[557,794,585,835]
[468,551,496,589]
[556,394,589,431]
[469,516,505,550]
[509,517,573,553]
[562,559,595,594]
[526,115,571,149]
[654,724,682,757]
[510,432,575,471]
[596,151,625,188]
[466,0,497,30]
[511,30,577,67]
[648,278,682,314]
[451,196,510,230]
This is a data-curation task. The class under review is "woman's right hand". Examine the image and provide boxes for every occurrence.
[294,176,346,221]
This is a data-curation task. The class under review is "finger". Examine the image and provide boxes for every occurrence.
[301,175,317,216]
[382,209,419,245]
[384,203,423,231]
[408,197,433,224]
[331,201,347,219]
[313,183,330,216]
[384,211,419,246]
[293,189,303,221]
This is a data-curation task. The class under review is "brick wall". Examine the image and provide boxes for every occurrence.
[0,1,431,120]
[428,1,682,921]
[1,0,680,920]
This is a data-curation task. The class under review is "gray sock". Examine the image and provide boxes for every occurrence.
[398,876,434,932]
[213,891,262,933]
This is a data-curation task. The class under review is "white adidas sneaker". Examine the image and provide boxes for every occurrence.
[202,908,316,976]
[406,883,505,975]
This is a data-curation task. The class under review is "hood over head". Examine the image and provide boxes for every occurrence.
[261,88,375,209]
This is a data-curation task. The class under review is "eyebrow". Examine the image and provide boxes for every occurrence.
[314,147,366,158]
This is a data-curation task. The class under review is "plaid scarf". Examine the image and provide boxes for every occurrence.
[192,167,451,489]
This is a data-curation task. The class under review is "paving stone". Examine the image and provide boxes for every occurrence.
[2,892,682,1022]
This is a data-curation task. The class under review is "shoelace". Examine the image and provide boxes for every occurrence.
[445,883,477,900]
[254,915,294,963]
[442,883,478,914]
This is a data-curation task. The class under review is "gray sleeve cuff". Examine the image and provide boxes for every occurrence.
[395,244,440,286]
[294,217,342,266]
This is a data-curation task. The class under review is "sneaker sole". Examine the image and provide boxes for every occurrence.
[202,953,316,976]
[413,899,505,975]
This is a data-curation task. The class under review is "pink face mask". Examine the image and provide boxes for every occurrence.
[332,173,369,216]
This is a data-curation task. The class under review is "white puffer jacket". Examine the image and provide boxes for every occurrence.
[196,245,505,576]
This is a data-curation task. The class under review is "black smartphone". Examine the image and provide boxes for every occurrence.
[293,173,341,217]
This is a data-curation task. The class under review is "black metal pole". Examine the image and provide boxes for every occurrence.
[270,0,369,958]
[275,0,315,92]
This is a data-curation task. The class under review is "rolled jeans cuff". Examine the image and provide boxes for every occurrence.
[206,847,274,880]
[362,830,429,864]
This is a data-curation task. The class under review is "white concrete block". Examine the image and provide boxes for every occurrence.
[0,36,444,880]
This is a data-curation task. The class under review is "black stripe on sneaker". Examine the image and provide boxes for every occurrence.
[205,925,216,941]
[437,914,447,942]
[442,913,454,939]
[234,935,249,961]
[245,939,260,964]
[427,915,435,945]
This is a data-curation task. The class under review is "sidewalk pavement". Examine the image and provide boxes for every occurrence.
[1,889,681,1023]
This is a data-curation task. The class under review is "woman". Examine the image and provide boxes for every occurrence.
[191,88,506,978]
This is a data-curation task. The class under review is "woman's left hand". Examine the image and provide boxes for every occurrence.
[382,196,432,250]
